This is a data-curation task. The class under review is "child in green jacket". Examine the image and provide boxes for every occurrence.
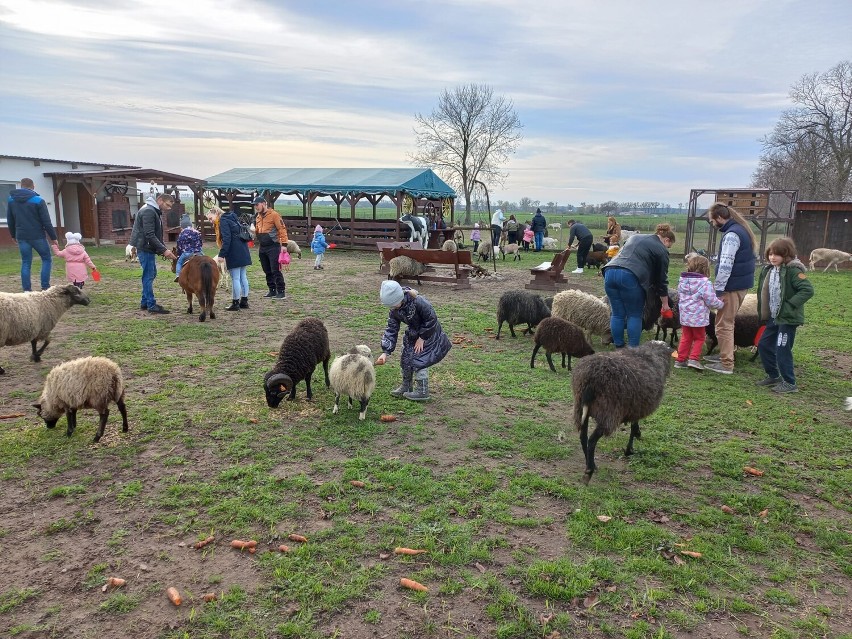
[755,238,814,394]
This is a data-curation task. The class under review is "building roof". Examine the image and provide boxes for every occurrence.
[204,168,456,199]
[41,168,206,185]
[1,154,139,169]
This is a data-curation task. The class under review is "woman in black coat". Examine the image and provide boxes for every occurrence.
[217,208,253,311]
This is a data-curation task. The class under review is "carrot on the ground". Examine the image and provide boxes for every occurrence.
[288,534,308,543]
[230,539,257,550]
[349,480,366,488]
[101,577,126,592]
[394,547,427,555]
[721,505,735,514]
[743,466,764,476]
[278,544,291,552]
[400,578,428,592]
[202,593,217,602]
[194,535,215,550]
[380,414,397,422]
[166,587,183,606]
[680,550,702,558]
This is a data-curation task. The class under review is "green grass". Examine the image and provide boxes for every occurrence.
[0,246,849,638]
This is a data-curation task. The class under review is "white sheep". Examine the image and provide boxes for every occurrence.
[0,284,90,375]
[329,345,376,420]
[477,240,496,261]
[388,255,427,284]
[542,237,559,250]
[551,289,613,345]
[441,239,458,252]
[286,240,303,259]
[808,248,851,272]
[35,356,128,443]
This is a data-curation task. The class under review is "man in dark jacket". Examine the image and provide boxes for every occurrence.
[566,219,594,273]
[130,194,177,314]
[7,178,59,291]
[530,208,547,251]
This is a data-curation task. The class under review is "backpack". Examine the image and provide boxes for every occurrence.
[238,221,253,242]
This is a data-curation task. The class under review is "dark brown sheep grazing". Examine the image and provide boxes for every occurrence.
[264,318,331,406]
[496,291,551,339]
[530,317,594,372]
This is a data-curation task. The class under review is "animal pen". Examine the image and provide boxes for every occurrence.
[792,201,852,270]
[202,168,457,250]
[684,188,798,260]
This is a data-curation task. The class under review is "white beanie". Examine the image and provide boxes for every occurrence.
[65,232,81,245]
[380,280,404,307]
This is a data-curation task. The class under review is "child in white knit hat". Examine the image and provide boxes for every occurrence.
[51,232,97,289]
[374,280,452,402]
[310,224,328,270]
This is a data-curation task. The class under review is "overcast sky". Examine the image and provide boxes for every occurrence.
[1,0,850,206]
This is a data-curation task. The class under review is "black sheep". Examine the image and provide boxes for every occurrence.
[264,318,331,406]
[530,317,594,372]
[496,291,551,339]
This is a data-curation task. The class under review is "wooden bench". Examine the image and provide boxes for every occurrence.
[379,245,474,290]
[525,247,573,291]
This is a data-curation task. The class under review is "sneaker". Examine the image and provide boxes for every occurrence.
[704,361,733,375]
[703,354,721,362]
[140,303,147,310]
[755,376,782,387]
[263,290,276,298]
[687,359,704,370]
[772,381,798,393]
[275,292,287,299]
[571,268,584,274]
[148,304,170,314]
[673,360,688,369]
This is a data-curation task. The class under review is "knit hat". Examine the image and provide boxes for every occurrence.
[65,231,81,245]
[315,224,323,233]
[180,213,192,228]
[474,222,479,228]
[380,280,404,307]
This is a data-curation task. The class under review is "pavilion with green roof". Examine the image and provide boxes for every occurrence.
[203,168,457,249]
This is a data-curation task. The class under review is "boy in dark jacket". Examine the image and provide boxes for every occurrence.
[375,281,452,401]
[755,238,814,394]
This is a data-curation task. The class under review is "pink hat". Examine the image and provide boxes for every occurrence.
[315,224,323,233]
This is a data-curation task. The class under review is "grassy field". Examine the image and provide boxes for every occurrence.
[0,245,849,639]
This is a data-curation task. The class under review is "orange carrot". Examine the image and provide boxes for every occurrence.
[288,534,308,543]
[0,413,26,420]
[680,550,703,558]
[278,544,291,552]
[230,539,257,550]
[202,593,217,602]
[720,505,735,514]
[394,547,427,556]
[380,415,397,422]
[166,587,183,606]
[400,578,428,592]
[349,480,366,488]
[248,546,257,554]
[101,576,126,592]
[194,535,215,550]
[758,509,769,518]
[743,466,764,477]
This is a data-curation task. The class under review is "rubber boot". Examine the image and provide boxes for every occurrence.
[225,299,240,311]
[403,377,430,402]
[390,369,413,398]
[263,288,276,298]
[239,297,249,309]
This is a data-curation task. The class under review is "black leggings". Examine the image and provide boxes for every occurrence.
[259,245,286,293]
[576,236,593,268]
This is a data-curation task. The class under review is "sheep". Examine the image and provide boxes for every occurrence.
[498,242,522,261]
[125,244,138,263]
[441,239,458,252]
[654,289,680,347]
[620,230,641,244]
[551,289,613,345]
[0,284,90,375]
[329,345,376,420]
[388,255,427,285]
[286,240,303,259]
[592,242,609,252]
[35,356,128,443]
[530,316,594,372]
[809,248,851,272]
[704,293,760,360]
[542,237,559,250]
[477,240,495,262]
[496,291,551,339]
[584,250,609,270]
[572,340,673,484]
[845,397,852,411]
[263,318,331,406]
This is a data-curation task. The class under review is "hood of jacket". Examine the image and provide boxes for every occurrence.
[62,243,88,257]
[144,195,160,209]
[679,271,709,295]
[10,188,39,203]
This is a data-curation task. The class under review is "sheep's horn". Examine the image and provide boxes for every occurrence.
[265,373,289,389]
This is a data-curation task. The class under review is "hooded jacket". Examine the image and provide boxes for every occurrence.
[51,243,96,282]
[531,210,548,233]
[217,210,253,269]
[129,196,168,255]
[677,271,724,327]
[756,259,813,326]
[6,188,58,242]
[381,290,452,371]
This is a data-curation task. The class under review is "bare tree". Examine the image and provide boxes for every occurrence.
[754,60,852,199]
[411,84,523,224]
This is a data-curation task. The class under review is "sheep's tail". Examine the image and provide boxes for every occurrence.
[574,386,595,431]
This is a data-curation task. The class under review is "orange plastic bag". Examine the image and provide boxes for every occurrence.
[92,269,101,282]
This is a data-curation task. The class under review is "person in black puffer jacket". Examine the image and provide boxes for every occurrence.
[217,206,253,311]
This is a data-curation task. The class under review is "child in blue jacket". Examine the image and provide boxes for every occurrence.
[311,224,328,270]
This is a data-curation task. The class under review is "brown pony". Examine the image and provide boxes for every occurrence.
[176,255,220,321]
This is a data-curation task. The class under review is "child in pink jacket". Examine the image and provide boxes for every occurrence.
[52,232,97,289]
[676,254,723,370]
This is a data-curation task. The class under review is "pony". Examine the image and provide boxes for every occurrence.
[176,255,220,322]
[399,214,430,248]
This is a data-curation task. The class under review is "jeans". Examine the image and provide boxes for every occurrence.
[175,250,202,276]
[534,231,544,251]
[138,249,158,309]
[229,266,249,299]
[576,236,593,268]
[604,267,646,347]
[677,325,706,362]
[18,237,53,291]
[491,225,502,248]
[758,318,798,385]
